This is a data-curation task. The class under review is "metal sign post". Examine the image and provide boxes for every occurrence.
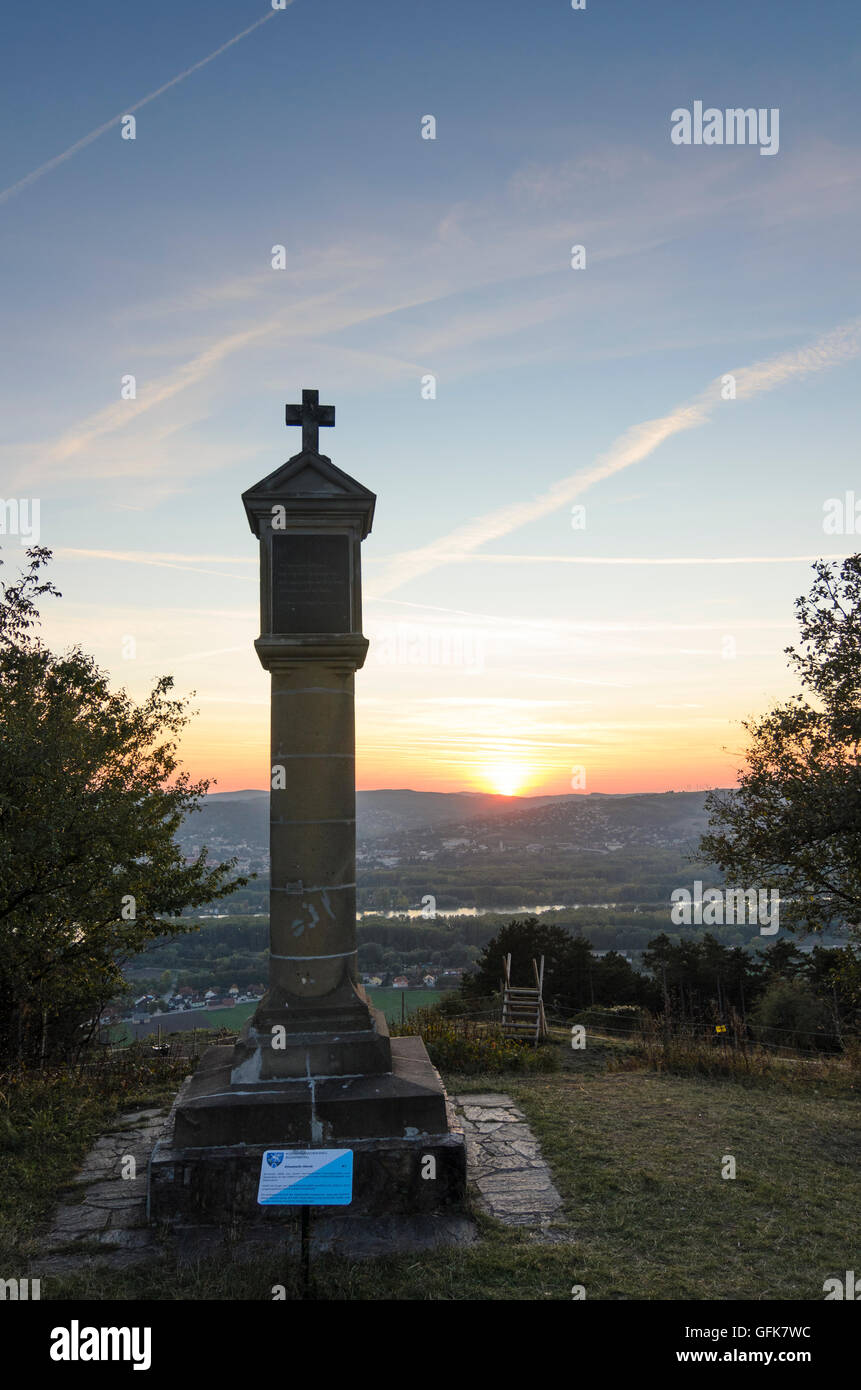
[257,1149,353,1299]
[300,1206,312,1299]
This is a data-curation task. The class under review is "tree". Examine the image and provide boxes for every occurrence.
[641,933,764,1020]
[440,941,474,968]
[0,548,247,1064]
[749,979,834,1052]
[462,916,593,1011]
[357,941,384,969]
[700,556,861,943]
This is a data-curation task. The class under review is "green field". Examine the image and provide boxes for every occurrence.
[194,989,441,1030]
[115,989,443,1044]
[198,1002,256,1031]
[367,987,441,1020]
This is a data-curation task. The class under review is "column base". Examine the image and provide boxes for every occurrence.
[231,993,393,1082]
[165,1035,455,1148]
[148,1038,469,1237]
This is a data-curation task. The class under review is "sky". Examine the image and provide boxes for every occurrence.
[1,0,860,797]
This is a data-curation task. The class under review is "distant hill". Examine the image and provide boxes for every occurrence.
[177,787,722,862]
[181,788,565,847]
[362,789,716,857]
[353,789,565,840]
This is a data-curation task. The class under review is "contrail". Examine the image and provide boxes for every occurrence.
[0,8,286,206]
[436,552,855,567]
[365,318,861,598]
[55,547,256,583]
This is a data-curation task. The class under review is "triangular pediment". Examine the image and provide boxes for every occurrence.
[243,451,375,502]
[242,450,376,538]
[283,463,347,495]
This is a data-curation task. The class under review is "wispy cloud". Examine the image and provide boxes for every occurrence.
[44,321,278,466]
[58,548,254,565]
[55,547,256,582]
[430,552,856,567]
[417,697,579,709]
[365,318,861,597]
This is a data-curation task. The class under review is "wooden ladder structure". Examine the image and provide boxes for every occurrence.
[501,954,547,1044]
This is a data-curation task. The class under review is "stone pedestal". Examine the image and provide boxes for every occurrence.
[149,1038,468,1238]
[147,404,468,1246]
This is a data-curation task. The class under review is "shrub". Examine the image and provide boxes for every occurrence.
[749,979,837,1052]
[391,1006,560,1075]
[434,990,495,1017]
[569,1004,646,1036]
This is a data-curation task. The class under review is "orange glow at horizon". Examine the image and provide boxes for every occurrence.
[478,761,534,797]
[179,740,742,797]
[175,699,745,797]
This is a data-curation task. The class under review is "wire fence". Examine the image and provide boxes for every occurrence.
[541,1012,851,1062]
[97,995,856,1069]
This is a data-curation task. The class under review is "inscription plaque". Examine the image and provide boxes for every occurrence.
[272,534,351,633]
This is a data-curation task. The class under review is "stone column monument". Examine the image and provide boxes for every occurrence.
[149,390,467,1246]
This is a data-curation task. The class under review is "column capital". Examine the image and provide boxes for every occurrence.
[254,634,369,672]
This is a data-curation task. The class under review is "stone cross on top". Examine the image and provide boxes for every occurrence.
[285,388,335,455]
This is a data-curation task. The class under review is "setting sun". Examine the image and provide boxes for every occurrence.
[482,762,531,797]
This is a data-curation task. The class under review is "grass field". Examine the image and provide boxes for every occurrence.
[113,989,442,1042]
[5,1029,858,1300]
[196,1002,255,1031]
[367,987,442,1020]
[201,987,442,1025]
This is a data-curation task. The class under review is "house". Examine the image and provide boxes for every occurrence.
[391,976,409,989]
[423,974,437,988]
[204,989,218,1002]
[228,985,240,997]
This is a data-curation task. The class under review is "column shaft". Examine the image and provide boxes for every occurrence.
[268,664,358,999]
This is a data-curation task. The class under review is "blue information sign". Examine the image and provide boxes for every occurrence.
[257,1149,353,1206]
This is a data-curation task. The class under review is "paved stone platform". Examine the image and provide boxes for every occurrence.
[31,1098,473,1274]
[31,1090,563,1278]
[33,1107,169,1275]
[451,1092,564,1231]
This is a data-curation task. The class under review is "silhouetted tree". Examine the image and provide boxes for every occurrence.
[701,556,861,951]
[0,549,246,1063]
